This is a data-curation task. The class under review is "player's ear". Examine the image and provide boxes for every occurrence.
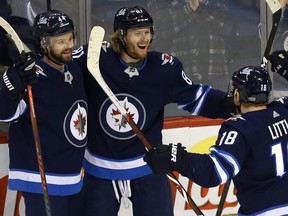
[233,89,241,106]
[118,29,126,46]
[119,29,124,40]
[40,37,49,54]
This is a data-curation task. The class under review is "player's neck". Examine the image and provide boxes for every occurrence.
[121,51,142,64]
[43,55,65,72]
[240,104,267,113]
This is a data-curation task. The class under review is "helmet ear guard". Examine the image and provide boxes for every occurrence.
[119,29,124,39]
[227,66,272,104]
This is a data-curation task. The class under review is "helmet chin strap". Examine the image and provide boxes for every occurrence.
[235,104,241,114]
[43,48,65,67]
[120,38,138,61]
[46,54,65,66]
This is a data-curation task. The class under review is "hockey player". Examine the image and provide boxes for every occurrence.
[73,5,237,216]
[144,65,288,215]
[0,10,87,216]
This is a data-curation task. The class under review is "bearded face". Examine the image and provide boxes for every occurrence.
[123,27,152,60]
[43,32,75,65]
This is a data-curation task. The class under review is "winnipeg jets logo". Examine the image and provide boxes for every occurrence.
[239,67,253,76]
[161,53,174,65]
[111,97,135,129]
[102,41,110,52]
[58,16,69,27]
[117,8,127,16]
[35,64,47,77]
[73,103,87,136]
[100,94,146,140]
[64,100,88,147]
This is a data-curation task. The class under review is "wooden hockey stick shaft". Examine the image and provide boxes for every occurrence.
[27,86,52,216]
[87,26,204,215]
[0,16,52,216]
[215,179,231,216]
[261,0,283,67]
[125,116,203,215]
[216,1,282,215]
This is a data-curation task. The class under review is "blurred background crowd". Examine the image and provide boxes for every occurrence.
[1,0,288,132]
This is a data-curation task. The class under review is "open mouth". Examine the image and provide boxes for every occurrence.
[138,45,147,50]
[63,49,72,54]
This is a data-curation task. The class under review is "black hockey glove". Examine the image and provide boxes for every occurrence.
[267,50,288,81]
[1,52,36,100]
[144,143,188,175]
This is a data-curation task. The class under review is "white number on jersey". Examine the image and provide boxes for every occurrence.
[218,131,238,146]
[271,142,286,177]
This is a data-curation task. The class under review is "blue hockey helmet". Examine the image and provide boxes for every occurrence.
[227,66,272,104]
[114,6,154,33]
[33,10,75,38]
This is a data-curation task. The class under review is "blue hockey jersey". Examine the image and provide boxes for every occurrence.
[0,57,88,196]
[181,98,288,215]
[74,43,232,181]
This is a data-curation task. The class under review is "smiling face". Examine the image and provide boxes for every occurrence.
[43,31,75,65]
[121,27,152,63]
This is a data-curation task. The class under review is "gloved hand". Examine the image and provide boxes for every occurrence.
[2,52,37,100]
[267,50,288,81]
[144,143,188,175]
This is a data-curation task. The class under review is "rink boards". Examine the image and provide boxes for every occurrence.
[0,116,239,216]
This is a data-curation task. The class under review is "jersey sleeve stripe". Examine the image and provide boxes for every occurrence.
[209,154,229,184]
[210,147,240,176]
[0,100,27,122]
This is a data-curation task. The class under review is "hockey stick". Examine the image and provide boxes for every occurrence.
[215,179,231,216]
[87,26,204,216]
[47,0,52,11]
[261,0,283,68]
[216,1,282,216]
[0,16,52,216]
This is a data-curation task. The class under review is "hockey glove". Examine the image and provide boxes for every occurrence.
[2,52,36,100]
[267,50,288,81]
[144,143,188,175]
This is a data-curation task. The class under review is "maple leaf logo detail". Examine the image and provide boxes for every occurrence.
[74,106,87,137]
[161,53,173,65]
[111,106,135,129]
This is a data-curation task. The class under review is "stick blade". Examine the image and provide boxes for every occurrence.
[87,26,105,75]
[265,0,282,14]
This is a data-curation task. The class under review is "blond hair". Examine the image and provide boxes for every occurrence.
[110,30,124,54]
